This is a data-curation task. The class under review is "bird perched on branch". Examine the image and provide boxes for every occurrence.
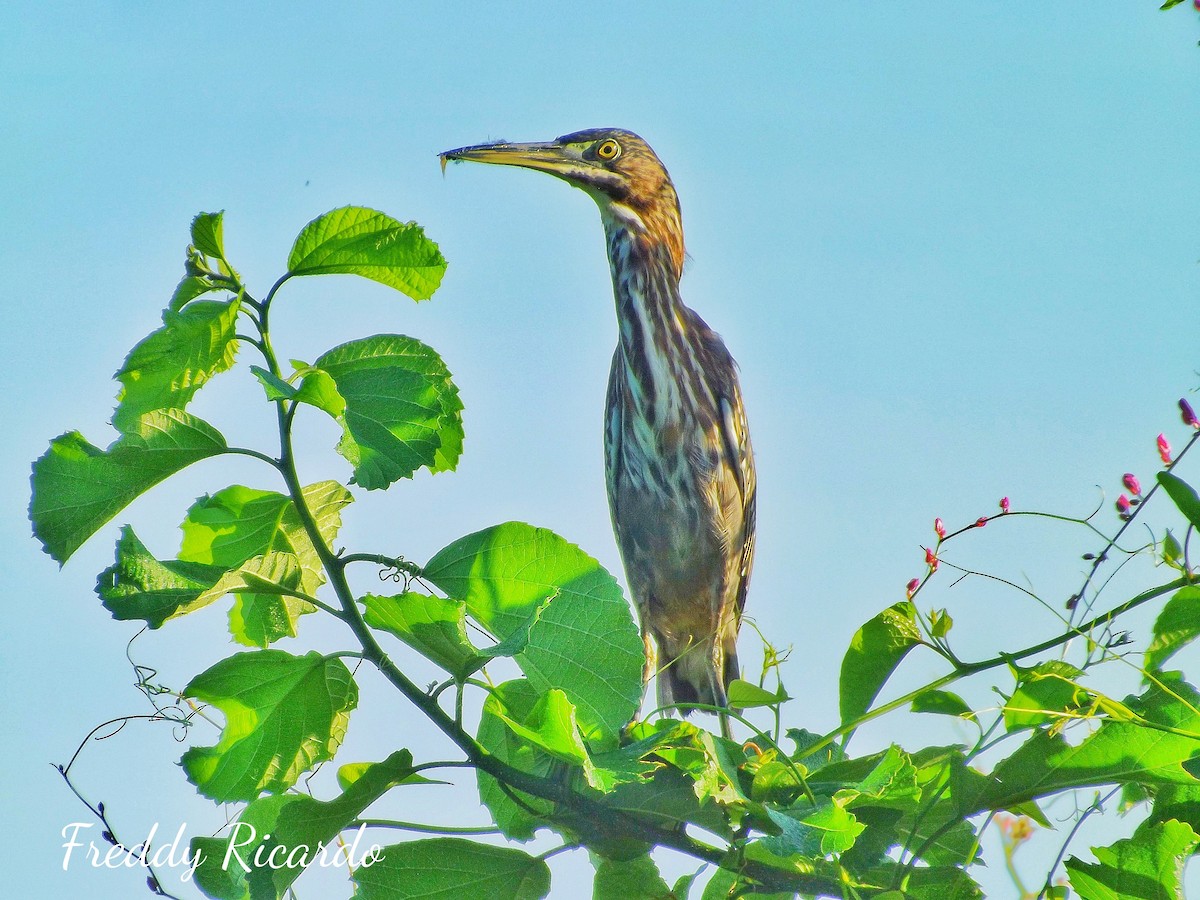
[441,129,755,738]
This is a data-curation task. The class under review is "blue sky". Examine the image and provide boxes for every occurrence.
[5,4,1200,897]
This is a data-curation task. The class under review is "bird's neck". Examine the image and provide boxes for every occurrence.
[602,210,693,426]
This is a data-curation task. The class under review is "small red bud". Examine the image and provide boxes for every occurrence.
[975,517,988,527]
[1158,433,1173,465]
[924,547,939,571]
[934,517,946,539]
[1116,494,1131,514]
[999,496,1010,513]
[1122,473,1141,496]
[906,577,920,598]
[1181,398,1199,429]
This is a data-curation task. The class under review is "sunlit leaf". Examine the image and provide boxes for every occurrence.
[839,601,923,727]
[363,592,477,677]
[1146,586,1200,673]
[727,679,788,708]
[1003,660,1090,730]
[179,481,350,645]
[112,298,241,431]
[97,527,226,627]
[1066,818,1198,900]
[31,410,227,563]
[912,689,975,720]
[351,838,550,900]
[288,207,447,300]
[181,650,357,802]
[312,336,463,488]
[425,522,643,745]
[191,210,227,261]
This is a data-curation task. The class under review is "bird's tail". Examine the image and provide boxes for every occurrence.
[655,633,740,736]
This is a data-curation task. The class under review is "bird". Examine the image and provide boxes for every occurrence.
[440,129,756,738]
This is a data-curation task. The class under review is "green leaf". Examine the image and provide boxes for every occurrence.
[190,750,413,900]
[97,527,227,627]
[312,336,464,488]
[169,274,227,313]
[1158,472,1200,531]
[363,592,477,677]
[191,211,227,261]
[762,800,865,858]
[592,854,672,900]
[31,410,227,563]
[911,689,975,720]
[1163,529,1184,570]
[294,367,345,416]
[727,679,788,709]
[425,522,643,745]
[351,838,550,900]
[1147,586,1200,673]
[1161,0,1188,11]
[839,601,923,727]
[1003,660,1090,730]
[113,298,241,431]
[250,366,297,402]
[1066,818,1198,900]
[476,680,556,840]
[179,481,351,645]
[287,207,447,300]
[974,675,1200,814]
[181,650,357,802]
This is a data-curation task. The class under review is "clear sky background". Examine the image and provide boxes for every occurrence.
[5,4,1200,898]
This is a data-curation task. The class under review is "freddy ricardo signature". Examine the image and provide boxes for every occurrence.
[61,821,383,881]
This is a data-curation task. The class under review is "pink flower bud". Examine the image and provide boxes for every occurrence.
[976,517,988,527]
[1158,433,1173,465]
[1122,473,1141,496]
[906,577,920,598]
[934,517,946,539]
[1181,398,1199,430]
[1116,494,1131,515]
[925,548,939,571]
[999,497,1010,513]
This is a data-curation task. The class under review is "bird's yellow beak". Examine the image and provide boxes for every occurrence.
[439,140,583,179]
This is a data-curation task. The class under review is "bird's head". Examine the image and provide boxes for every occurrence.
[441,128,685,276]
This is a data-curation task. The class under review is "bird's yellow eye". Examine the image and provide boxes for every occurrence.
[596,139,621,161]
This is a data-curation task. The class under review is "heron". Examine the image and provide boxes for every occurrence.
[441,129,756,738]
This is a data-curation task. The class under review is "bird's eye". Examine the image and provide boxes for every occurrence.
[596,139,621,161]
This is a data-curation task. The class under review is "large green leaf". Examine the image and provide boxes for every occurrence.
[97,527,226,627]
[179,481,351,645]
[839,602,923,727]
[352,838,550,900]
[1158,472,1200,531]
[30,410,227,563]
[287,207,447,300]
[974,675,1200,813]
[425,522,643,745]
[191,751,414,900]
[1066,818,1198,900]
[1147,586,1200,673]
[181,650,357,802]
[309,336,464,488]
[112,298,241,430]
[592,854,672,900]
